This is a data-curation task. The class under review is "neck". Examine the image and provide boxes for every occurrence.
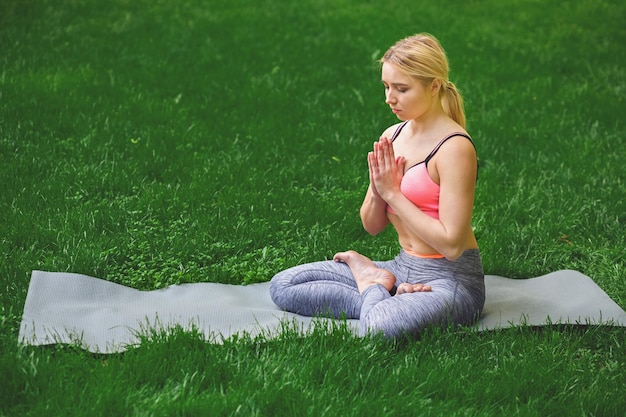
[407,102,447,135]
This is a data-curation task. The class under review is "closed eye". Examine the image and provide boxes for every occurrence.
[382,81,409,93]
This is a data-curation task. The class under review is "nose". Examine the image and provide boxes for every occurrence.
[385,89,396,105]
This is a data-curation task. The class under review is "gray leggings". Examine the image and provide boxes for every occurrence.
[269,249,485,338]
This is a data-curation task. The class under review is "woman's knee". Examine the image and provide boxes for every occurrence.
[269,268,292,306]
[360,293,454,338]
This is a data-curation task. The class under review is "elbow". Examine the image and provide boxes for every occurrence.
[360,211,388,236]
[443,250,463,262]
[361,215,386,235]
[437,230,472,261]
[363,223,384,236]
[439,243,466,262]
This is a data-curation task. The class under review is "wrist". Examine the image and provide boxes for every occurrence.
[381,190,401,208]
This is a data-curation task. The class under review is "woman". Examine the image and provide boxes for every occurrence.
[270,33,485,338]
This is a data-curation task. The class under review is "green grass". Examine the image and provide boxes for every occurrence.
[1,0,625,415]
[3,324,625,416]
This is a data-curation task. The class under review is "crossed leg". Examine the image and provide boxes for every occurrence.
[333,250,432,294]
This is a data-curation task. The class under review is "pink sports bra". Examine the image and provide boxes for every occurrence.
[386,122,475,219]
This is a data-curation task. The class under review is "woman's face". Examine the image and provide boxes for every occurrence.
[381,62,435,121]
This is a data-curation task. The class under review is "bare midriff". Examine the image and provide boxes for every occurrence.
[388,212,479,259]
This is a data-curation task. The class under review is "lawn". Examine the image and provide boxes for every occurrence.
[1,0,625,415]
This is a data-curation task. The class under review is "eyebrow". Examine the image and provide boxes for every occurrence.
[382,80,410,87]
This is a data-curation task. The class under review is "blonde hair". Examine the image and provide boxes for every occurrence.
[381,33,466,128]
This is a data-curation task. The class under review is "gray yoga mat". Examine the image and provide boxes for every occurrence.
[19,269,626,353]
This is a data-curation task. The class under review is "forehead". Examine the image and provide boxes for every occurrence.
[381,62,414,85]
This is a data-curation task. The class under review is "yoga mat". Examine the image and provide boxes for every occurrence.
[19,270,626,353]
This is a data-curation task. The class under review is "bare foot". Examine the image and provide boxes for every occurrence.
[333,250,396,293]
[396,283,433,295]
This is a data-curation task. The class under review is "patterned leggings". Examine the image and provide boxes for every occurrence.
[269,249,485,338]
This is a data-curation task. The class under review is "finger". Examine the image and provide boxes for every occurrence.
[380,139,394,169]
[367,153,376,181]
[375,141,385,162]
[383,137,396,161]
[378,138,391,162]
[368,151,377,171]
[368,152,383,186]
[396,156,406,176]
[373,142,381,162]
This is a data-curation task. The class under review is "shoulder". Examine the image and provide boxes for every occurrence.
[433,130,477,168]
[440,132,476,154]
[380,122,405,140]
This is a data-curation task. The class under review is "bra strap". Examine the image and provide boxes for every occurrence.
[390,121,410,141]
[424,133,474,165]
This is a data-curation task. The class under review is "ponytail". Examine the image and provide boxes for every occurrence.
[441,81,466,129]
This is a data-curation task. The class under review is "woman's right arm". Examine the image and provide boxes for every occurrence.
[360,183,389,235]
[359,126,399,235]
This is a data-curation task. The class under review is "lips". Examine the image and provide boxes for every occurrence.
[391,108,401,114]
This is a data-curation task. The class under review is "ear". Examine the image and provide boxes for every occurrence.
[431,79,442,96]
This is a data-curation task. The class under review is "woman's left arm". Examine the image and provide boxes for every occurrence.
[378,137,477,260]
